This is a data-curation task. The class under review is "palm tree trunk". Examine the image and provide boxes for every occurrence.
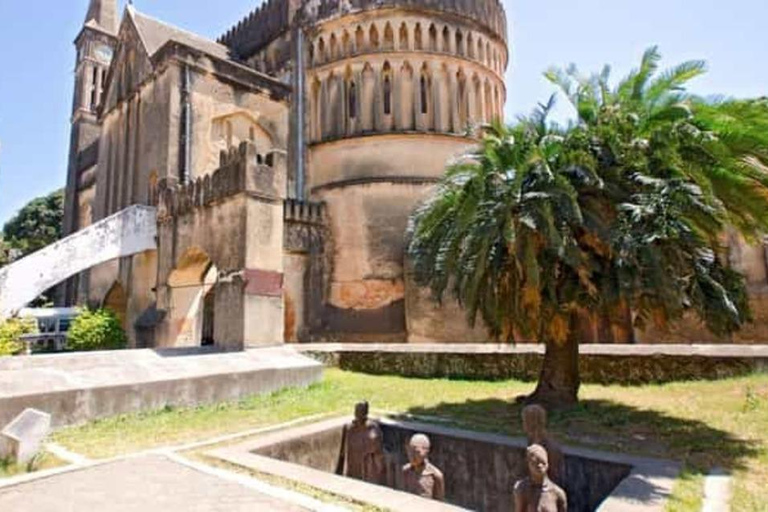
[525,313,583,408]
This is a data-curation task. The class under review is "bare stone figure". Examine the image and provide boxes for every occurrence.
[337,401,385,485]
[514,445,567,512]
[402,434,445,501]
[522,404,566,487]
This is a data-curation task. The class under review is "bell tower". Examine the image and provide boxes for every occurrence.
[60,0,119,305]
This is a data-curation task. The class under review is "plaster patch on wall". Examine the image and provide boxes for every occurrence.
[330,279,404,310]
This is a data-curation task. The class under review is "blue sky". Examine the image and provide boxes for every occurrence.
[0,0,766,226]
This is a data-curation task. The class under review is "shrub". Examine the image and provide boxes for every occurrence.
[67,309,127,352]
[0,317,37,356]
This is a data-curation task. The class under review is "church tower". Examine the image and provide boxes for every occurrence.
[61,0,119,305]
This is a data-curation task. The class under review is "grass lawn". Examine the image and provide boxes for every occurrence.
[0,452,66,479]
[50,369,768,511]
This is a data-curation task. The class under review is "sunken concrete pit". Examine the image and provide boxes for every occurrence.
[209,416,680,512]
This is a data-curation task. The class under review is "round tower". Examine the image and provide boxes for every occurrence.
[304,0,508,341]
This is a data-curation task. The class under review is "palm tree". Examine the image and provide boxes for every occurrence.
[408,47,768,407]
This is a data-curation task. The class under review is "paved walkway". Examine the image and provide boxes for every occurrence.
[0,454,310,512]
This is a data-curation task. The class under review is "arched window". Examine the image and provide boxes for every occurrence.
[383,62,393,116]
[348,81,357,119]
[428,24,438,52]
[318,38,326,64]
[455,30,464,57]
[383,23,394,50]
[467,33,474,59]
[442,26,451,53]
[329,33,338,60]
[399,23,409,50]
[414,23,423,50]
[342,31,351,57]
[369,24,380,49]
[355,26,365,53]
[420,75,429,114]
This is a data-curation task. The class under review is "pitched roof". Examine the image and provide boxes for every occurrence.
[84,0,118,35]
[129,6,232,61]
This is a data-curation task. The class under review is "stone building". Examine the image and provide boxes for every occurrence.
[61,0,509,348]
[61,0,768,347]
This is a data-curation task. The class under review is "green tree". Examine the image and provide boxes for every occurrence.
[2,189,64,257]
[67,309,127,352]
[0,317,37,356]
[408,47,768,407]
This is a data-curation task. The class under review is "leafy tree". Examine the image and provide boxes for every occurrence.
[0,238,10,267]
[0,317,37,356]
[408,47,768,407]
[2,189,64,257]
[67,309,127,352]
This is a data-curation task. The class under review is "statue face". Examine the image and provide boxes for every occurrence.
[354,402,368,422]
[527,450,548,479]
[408,435,430,466]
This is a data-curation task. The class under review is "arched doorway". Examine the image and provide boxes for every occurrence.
[103,282,128,330]
[167,247,219,347]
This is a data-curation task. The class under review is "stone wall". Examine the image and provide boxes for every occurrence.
[300,344,768,385]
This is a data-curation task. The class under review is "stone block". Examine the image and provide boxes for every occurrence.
[0,408,51,465]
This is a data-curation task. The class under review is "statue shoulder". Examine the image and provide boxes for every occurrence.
[426,462,444,481]
[513,478,529,495]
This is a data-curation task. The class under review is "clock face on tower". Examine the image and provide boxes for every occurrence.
[94,44,114,63]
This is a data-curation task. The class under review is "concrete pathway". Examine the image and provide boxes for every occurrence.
[0,454,329,512]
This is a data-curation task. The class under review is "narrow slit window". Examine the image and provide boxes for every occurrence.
[383,77,392,115]
[348,82,357,119]
[420,76,429,114]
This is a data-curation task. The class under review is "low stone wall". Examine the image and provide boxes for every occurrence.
[298,344,768,385]
[0,347,323,428]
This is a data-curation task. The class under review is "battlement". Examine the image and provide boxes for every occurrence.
[156,142,282,220]
[312,0,507,41]
[218,0,507,60]
[284,198,327,224]
[217,0,291,59]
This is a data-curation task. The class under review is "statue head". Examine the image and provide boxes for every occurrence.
[354,401,369,424]
[526,444,549,483]
[408,433,431,467]
[522,404,548,442]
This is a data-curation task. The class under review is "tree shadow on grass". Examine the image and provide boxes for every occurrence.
[405,397,760,473]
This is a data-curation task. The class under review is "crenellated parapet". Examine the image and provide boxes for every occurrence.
[155,141,284,222]
[217,0,506,61]
[217,0,292,59]
[284,198,328,253]
[308,0,507,43]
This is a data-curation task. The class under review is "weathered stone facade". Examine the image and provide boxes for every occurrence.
[61,0,510,348]
[62,1,768,346]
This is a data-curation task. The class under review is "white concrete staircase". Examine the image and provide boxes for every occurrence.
[0,206,157,319]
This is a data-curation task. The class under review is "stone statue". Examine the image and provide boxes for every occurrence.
[402,433,445,501]
[522,404,566,487]
[337,401,385,485]
[514,445,567,512]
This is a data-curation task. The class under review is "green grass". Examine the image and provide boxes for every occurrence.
[0,452,66,479]
[50,369,768,511]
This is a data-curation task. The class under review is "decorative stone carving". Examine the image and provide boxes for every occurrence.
[514,444,567,512]
[338,401,385,485]
[522,404,566,487]
[402,433,445,501]
[0,409,52,465]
